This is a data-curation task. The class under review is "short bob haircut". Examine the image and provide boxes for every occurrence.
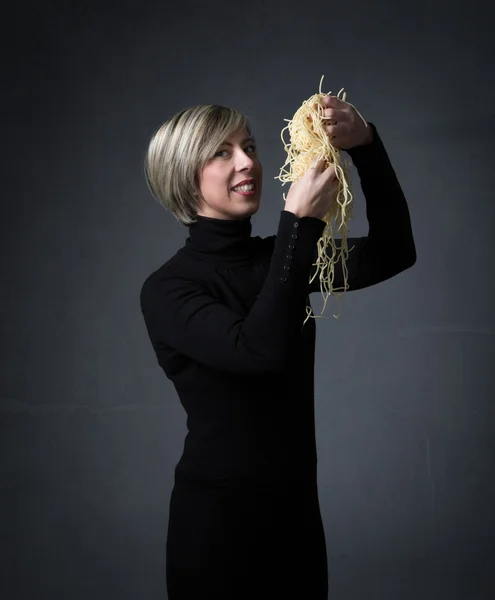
[144,104,254,226]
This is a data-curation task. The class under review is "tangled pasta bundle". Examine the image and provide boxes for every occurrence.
[275,75,367,325]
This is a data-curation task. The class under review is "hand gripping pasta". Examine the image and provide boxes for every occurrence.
[274,75,368,326]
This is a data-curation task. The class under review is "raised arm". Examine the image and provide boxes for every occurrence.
[309,123,416,293]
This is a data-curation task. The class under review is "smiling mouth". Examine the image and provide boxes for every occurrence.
[232,188,257,196]
[232,184,256,192]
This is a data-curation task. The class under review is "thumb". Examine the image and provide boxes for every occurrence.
[310,155,324,170]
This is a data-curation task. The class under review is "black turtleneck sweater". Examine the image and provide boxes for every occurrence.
[140,124,415,599]
[139,123,416,488]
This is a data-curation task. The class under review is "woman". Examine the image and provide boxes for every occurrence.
[140,99,416,599]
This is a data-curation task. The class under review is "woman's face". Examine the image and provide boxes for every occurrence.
[197,129,263,220]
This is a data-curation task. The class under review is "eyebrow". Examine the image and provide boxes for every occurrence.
[221,136,255,147]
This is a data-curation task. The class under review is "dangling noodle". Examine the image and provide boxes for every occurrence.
[274,75,368,326]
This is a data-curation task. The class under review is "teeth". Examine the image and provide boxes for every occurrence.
[233,184,255,191]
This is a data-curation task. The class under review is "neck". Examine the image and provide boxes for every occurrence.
[183,213,254,265]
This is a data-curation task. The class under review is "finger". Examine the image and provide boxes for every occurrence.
[323,108,349,123]
[321,95,347,108]
[324,162,337,178]
[307,103,324,121]
[322,116,336,131]
[328,134,344,149]
[320,95,332,107]
[310,155,325,170]
[323,122,339,136]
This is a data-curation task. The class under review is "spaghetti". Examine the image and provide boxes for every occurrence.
[275,75,368,325]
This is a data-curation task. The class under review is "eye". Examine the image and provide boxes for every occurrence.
[213,144,257,159]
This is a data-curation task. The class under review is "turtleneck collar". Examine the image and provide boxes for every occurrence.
[182,214,254,266]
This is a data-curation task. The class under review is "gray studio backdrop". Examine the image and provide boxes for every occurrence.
[3,0,494,598]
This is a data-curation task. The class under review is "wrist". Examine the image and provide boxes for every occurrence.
[360,124,374,146]
[284,207,325,222]
[284,206,304,218]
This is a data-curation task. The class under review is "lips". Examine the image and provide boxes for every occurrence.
[231,178,255,189]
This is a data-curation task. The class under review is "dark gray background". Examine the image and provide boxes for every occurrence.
[2,0,494,598]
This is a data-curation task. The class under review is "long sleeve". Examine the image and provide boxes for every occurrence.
[308,122,416,293]
[140,210,325,375]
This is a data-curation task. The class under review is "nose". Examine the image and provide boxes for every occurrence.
[234,148,256,171]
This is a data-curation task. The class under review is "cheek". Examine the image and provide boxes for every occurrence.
[199,169,219,191]
[200,170,232,198]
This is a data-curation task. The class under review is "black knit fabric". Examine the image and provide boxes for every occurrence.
[140,123,416,599]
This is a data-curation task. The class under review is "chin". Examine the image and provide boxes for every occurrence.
[242,203,260,218]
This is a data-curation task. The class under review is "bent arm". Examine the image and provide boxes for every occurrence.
[141,210,325,375]
[309,123,417,293]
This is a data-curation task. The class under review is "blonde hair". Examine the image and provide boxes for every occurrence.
[144,105,254,226]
